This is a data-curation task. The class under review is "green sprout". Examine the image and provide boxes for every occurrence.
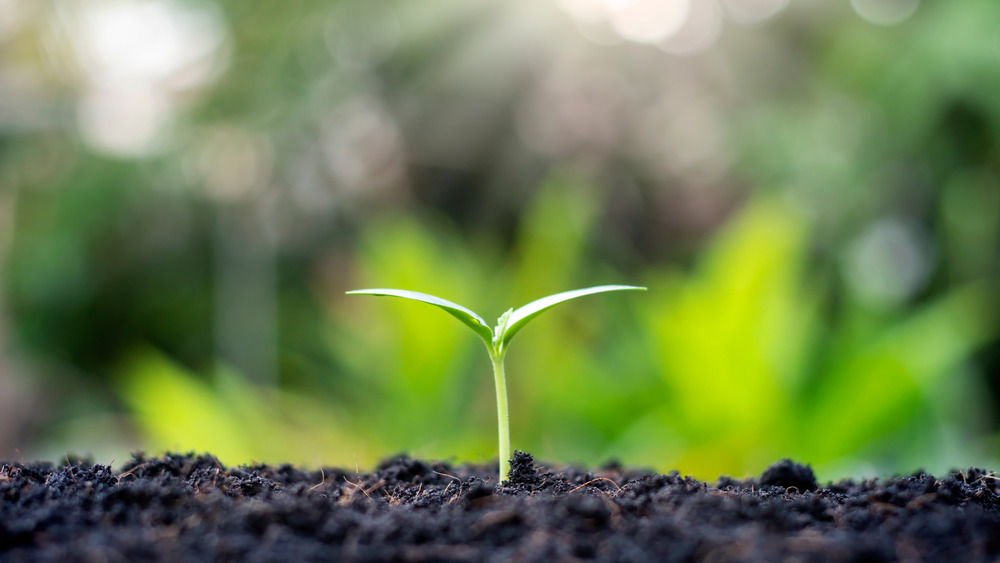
[346,285,646,482]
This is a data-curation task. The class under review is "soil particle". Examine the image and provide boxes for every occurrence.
[757,459,817,492]
[2,452,999,562]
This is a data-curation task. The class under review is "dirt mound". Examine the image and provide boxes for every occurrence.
[2,451,999,561]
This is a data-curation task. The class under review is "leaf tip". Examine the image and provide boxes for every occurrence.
[345,288,381,295]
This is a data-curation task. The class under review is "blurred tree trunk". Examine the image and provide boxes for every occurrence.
[0,184,35,459]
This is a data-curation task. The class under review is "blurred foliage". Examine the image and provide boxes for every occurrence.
[117,181,997,479]
[1,0,999,479]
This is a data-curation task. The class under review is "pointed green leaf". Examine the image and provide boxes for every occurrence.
[346,288,494,345]
[499,285,646,352]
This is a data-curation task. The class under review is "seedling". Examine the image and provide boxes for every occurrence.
[346,285,646,482]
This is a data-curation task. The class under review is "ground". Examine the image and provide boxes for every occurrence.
[2,451,999,561]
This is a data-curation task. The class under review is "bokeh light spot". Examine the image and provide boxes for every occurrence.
[610,0,691,44]
[59,0,228,157]
[77,85,171,157]
[850,0,920,26]
[556,0,639,24]
[843,217,934,307]
[556,0,691,45]
[65,0,225,88]
[722,0,788,25]
[194,128,273,203]
[658,0,723,55]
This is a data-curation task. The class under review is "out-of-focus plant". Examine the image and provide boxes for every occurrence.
[115,181,997,478]
[628,201,997,478]
[118,349,370,467]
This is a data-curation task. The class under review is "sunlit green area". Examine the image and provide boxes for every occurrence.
[1,0,998,481]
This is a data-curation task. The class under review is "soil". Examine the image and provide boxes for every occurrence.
[2,451,999,562]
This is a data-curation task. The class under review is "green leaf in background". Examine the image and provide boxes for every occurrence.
[626,200,998,478]
[107,191,996,480]
[117,349,370,468]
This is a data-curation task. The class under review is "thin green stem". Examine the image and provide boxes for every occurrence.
[490,350,511,483]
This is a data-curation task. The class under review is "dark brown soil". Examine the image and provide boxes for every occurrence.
[2,451,999,562]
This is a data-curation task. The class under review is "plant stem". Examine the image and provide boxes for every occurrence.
[490,350,511,483]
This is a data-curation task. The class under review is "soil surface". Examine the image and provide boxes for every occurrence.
[2,451,999,562]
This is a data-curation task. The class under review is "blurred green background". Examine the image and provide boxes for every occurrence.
[1,0,999,481]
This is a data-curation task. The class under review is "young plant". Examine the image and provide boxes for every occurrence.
[346,285,646,482]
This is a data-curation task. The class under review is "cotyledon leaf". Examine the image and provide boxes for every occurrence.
[345,288,494,345]
[498,285,647,353]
